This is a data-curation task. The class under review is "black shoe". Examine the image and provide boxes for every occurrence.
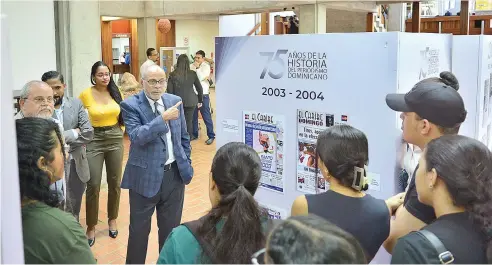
[109,229,118,238]
[205,138,215,145]
[88,237,95,247]
[191,136,198,141]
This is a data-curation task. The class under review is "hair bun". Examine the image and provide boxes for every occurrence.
[439,71,459,91]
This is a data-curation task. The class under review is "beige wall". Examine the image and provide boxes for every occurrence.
[325,9,367,33]
[175,20,219,58]
[99,1,145,17]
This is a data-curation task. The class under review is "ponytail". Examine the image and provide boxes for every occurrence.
[198,185,264,263]
[468,178,492,263]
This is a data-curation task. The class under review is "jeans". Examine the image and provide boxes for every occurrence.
[192,94,215,139]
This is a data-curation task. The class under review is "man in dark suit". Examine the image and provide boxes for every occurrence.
[42,71,94,221]
[120,64,193,264]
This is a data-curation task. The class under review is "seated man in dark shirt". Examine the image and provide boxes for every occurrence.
[383,71,467,252]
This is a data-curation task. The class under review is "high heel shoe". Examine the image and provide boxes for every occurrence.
[109,229,118,238]
[88,237,95,247]
[108,220,118,238]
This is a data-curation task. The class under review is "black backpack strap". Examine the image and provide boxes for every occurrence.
[416,230,455,264]
[182,218,217,264]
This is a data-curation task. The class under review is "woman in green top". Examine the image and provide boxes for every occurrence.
[16,118,96,264]
[158,142,267,264]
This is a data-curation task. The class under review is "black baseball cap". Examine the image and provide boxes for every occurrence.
[386,73,467,128]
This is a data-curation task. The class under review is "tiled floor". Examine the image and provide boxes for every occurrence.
[79,91,217,264]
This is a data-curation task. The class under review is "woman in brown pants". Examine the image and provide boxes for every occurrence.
[79,61,124,247]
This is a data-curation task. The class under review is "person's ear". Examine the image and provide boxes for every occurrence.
[428,168,438,189]
[37,156,54,181]
[420,119,431,135]
[19,98,26,108]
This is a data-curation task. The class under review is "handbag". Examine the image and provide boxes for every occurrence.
[416,230,455,264]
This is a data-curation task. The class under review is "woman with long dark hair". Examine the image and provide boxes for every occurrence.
[291,124,404,262]
[79,61,124,246]
[157,142,267,264]
[391,135,492,264]
[17,118,96,264]
[167,54,203,137]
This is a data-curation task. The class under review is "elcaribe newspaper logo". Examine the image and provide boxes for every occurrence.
[259,49,328,80]
[418,47,440,80]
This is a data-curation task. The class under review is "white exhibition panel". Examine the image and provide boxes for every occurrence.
[0,14,25,264]
[2,0,57,91]
[215,32,452,263]
[452,35,492,148]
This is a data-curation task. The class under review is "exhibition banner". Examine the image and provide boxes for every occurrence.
[216,32,452,264]
[243,111,286,193]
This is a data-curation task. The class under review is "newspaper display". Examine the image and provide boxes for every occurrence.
[259,203,288,220]
[243,111,285,193]
[296,109,348,194]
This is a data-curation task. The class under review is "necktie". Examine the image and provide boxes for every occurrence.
[154,101,161,116]
[154,101,170,156]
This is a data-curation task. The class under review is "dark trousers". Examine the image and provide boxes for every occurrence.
[184,106,196,136]
[65,159,86,221]
[125,162,185,264]
[192,94,215,139]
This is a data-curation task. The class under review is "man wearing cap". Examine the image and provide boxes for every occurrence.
[382,71,467,253]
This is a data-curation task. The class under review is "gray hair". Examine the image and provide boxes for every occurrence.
[142,64,165,80]
[20,80,49,99]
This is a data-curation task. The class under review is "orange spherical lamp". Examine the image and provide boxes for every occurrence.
[157,19,171,34]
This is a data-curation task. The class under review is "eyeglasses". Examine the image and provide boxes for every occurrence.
[145,78,167,87]
[251,248,266,264]
[25,96,54,104]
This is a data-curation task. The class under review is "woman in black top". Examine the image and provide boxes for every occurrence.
[167,54,203,136]
[391,135,492,264]
[291,125,404,262]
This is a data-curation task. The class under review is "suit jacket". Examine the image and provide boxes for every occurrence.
[120,91,193,198]
[167,70,203,108]
[55,97,94,183]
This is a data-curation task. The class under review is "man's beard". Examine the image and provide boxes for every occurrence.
[37,109,54,119]
[54,96,63,107]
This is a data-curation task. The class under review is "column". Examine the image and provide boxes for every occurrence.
[387,3,407,32]
[137,17,157,69]
[299,4,326,34]
[56,1,101,97]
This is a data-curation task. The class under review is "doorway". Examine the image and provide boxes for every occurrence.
[159,46,190,73]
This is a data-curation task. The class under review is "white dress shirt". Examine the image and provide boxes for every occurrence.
[140,59,156,78]
[54,100,79,143]
[190,62,211,95]
[146,95,175,165]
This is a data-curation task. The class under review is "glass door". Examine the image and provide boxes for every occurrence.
[159,47,190,74]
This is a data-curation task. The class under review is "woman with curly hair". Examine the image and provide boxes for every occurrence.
[119,72,141,98]
[17,118,96,264]
[391,135,492,264]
